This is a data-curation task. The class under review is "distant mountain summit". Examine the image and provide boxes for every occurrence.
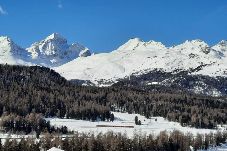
[27,33,91,67]
[0,33,91,67]
[117,38,166,51]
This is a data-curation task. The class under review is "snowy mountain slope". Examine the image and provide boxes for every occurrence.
[26,33,91,67]
[0,36,32,65]
[55,38,227,86]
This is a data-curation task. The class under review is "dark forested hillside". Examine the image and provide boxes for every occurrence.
[0,64,112,134]
[113,69,227,96]
[0,64,111,120]
[0,64,226,132]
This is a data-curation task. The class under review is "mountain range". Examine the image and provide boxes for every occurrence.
[0,33,91,67]
[56,38,227,83]
[0,33,227,96]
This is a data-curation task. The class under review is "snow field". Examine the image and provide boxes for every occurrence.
[47,112,225,138]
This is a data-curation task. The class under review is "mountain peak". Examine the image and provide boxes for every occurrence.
[26,33,91,67]
[218,40,227,46]
[184,39,208,45]
[172,39,211,54]
[174,39,208,48]
[129,37,143,42]
[0,36,13,44]
[117,38,144,51]
[212,40,227,52]
[0,36,22,52]
[46,33,66,41]
[117,38,166,51]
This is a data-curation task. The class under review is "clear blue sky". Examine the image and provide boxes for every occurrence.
[0,0,227,52]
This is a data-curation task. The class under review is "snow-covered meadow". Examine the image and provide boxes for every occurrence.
[47,112,226,138]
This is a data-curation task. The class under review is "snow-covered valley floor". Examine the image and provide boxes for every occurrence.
[47,112,226,138]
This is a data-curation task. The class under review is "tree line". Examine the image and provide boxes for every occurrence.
[0,130,226,151]
[0,113,68,136]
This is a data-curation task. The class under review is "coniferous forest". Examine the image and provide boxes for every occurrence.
[0,64,226,150]
[0,130,226,151]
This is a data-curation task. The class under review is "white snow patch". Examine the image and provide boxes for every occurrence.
[47,147,64,151]
[199,143,227,151]
[147,82,159,85]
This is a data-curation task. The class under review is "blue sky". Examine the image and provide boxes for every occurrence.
[0,0,227,52]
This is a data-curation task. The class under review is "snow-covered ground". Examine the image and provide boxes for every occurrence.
[0,112,225,150]
[47,147,64,151]
[198,143,227,151]
[47,112,225,138]
[0,133,36,144]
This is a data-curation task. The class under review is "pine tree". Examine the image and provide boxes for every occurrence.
[110,113,114,122]
[135,116,138,125]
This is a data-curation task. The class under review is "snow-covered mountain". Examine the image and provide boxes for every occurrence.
[1,34,227,95]
[0,36,32,65]
[55,38,227,87]
[26,33,91,67]
[0,33,91,67]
